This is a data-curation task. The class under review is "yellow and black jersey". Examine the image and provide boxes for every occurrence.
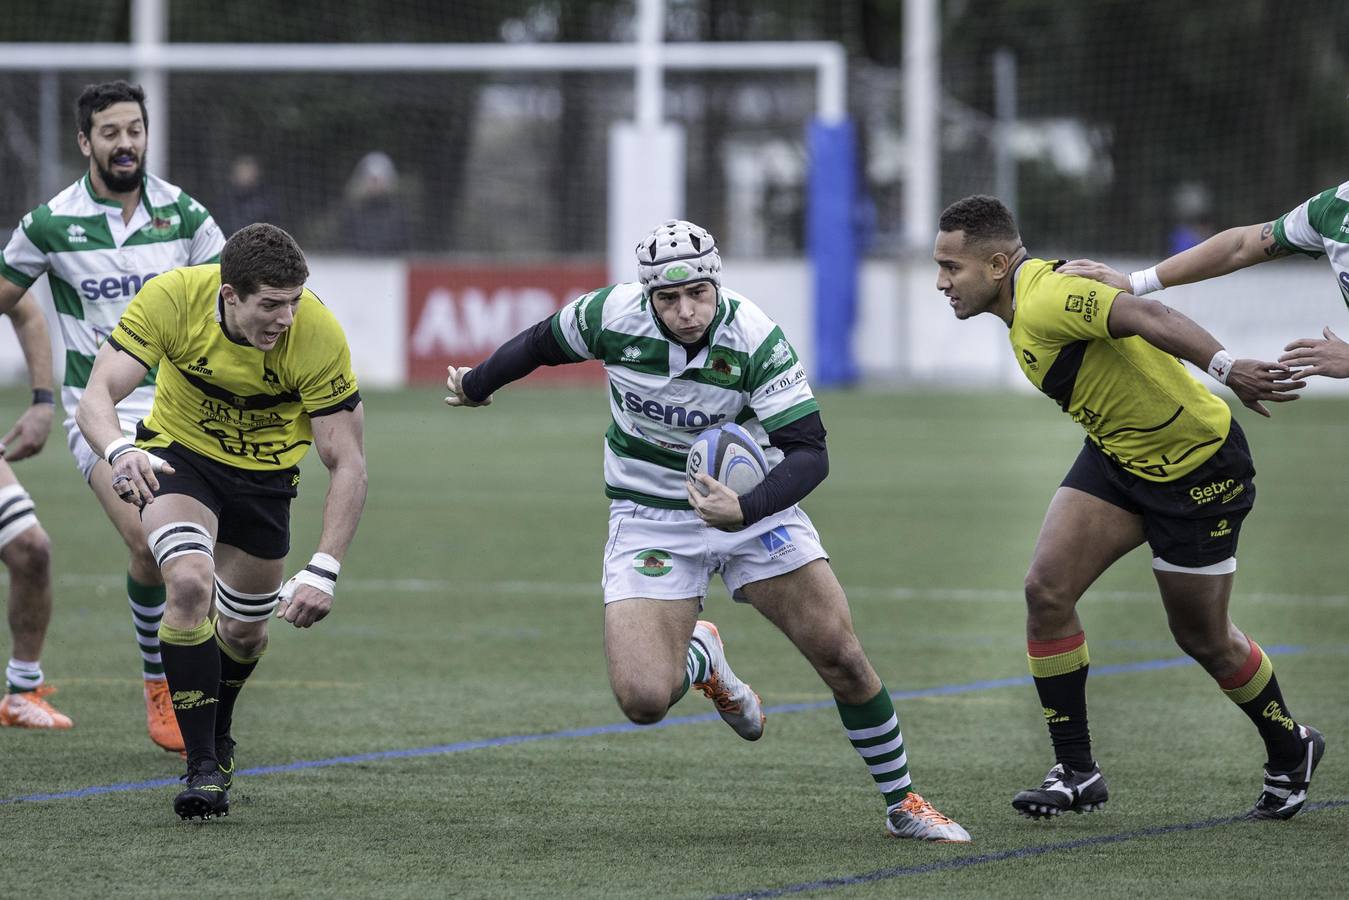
[1010,258,1230,482]
[108,264,360,471]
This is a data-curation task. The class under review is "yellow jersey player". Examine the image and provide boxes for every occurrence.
[76,223,367,820]
[0,81,226,744]
[934,195,1322,822]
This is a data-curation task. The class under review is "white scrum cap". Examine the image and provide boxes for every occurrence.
[635,219,722,295]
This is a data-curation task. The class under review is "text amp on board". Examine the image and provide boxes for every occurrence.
[406,264,606,383]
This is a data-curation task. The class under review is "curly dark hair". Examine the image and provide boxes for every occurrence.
[938,195,1021,249]
[220,223,309,297]
[76,81,147,136]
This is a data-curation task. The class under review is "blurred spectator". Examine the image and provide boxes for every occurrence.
[1166,181,1214,255]
[212,154,276,237]
[340,151,411,254]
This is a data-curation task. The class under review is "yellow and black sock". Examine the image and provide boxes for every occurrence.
[159,619,221,768]
[1219,637,1302,767]
[214,622,262,740]
[1027,632,1093,772]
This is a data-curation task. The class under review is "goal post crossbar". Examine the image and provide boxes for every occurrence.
[0,41,846,121]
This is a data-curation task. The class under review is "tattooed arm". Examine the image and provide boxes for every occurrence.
[1060,221,1291,292]
[1152,221,1293,287]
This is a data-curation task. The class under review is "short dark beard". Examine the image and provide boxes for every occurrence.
[96,157,143,194]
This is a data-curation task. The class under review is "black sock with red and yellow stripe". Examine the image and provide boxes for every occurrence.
[1028,632,1093,772]
[1219,637,1302,768]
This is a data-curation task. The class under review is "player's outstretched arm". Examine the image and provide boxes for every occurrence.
[76,343,174,507]
[444,316,586,409]
[0,294,55,461]
[1107,293,1304,417]
[1281,326,1349,380]
[276,403,367,629]
[1061,222,1286,294]
[444,365,491,407]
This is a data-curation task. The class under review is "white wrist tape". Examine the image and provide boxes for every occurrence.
[1128,266,1163,296]
[278,552,341,606]
[104,436,170,471]
[1207,349,1235,385]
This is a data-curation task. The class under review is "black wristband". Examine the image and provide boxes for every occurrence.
[31,388,54,405]
[305,563,339,583]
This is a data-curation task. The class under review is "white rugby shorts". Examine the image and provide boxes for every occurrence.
[63,386,154,482]
[601,499,828,605]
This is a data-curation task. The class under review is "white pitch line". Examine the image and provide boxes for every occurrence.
[45,573,1349,607]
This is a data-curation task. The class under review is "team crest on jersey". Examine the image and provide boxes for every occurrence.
[142,214,181,238]
[705,348,742,385]
[633,549,673,576]
[1021,349,1039,371]
[1064,294,1084,313]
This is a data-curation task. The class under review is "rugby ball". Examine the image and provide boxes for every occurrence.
[686,422,769,496]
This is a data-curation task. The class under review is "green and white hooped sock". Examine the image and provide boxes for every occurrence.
[836,686,914,810]
[673,639,712,703]
[128,574,167,680]
[6,658,42,694]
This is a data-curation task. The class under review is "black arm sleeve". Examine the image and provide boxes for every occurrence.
[460,317,575,402]
[736,412,829,527]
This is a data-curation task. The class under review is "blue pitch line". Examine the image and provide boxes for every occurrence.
[710,798,1349,900]
[0,645,1305,807]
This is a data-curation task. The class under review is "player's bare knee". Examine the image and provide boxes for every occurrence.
[127,542,161,584]
[1,524,51,579]
[217,616,268,658]
[614,686,670,725]
[1023,570,1078,624]
[810,638,874,697]
[162,557,215,609]
[1168,626,1229,671]
[0,486,45,575]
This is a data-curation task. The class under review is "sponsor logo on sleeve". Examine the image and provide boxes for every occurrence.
[762,365,807,396]
[766,338,793,370]
[1066,290,1100,322]
[318,373,352,400]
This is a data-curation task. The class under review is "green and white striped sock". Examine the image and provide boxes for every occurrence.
[128,574,167,680]
[673,639,712,704]
[836,686,913,810]
[6,657,42,693]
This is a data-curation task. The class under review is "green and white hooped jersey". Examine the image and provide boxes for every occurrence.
[0,173,225,409]
[551,282,819,509]
[1273,181,1349,307]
